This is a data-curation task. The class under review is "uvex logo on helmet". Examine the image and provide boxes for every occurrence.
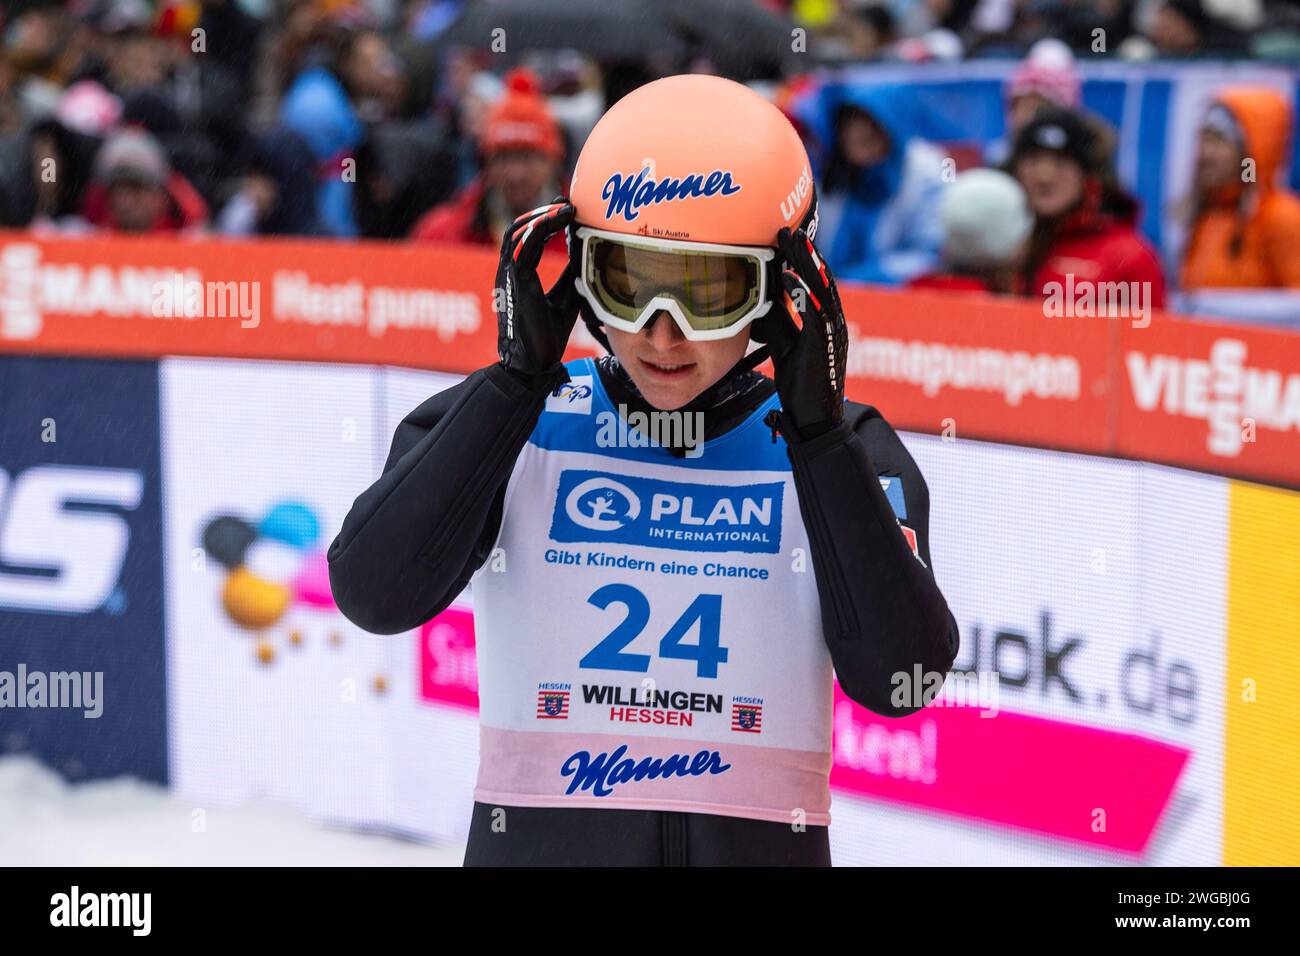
[601,167,742,223]
[781,165,813,222]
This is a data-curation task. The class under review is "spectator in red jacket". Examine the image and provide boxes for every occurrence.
[80,127,208,234]
[410,68,565,248]
[1010,109,1166,317]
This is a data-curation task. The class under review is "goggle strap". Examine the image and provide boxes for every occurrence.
[674,343,773,415]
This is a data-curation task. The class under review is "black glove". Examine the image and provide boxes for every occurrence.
[495,199,579,378]
[760,226,849,438]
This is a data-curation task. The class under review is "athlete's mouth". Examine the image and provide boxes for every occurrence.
[640,358,696,378]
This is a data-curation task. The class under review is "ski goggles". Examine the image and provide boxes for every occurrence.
[571,226,776,341]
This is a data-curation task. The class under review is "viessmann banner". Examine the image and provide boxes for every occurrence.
[1,231,1298,489]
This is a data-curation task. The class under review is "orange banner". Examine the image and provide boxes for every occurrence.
[839,286,1113,454]
[0,231,512,369]
[1,230,1296,489]
[1115,318,1300,489]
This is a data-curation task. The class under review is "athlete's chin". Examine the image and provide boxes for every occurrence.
[640,371,719,410]
[637,382,699,411]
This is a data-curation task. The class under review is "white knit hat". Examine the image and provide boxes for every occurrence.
[95,128,169,186]
[941,169,1032,268]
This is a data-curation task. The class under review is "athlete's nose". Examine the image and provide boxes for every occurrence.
[643,310,684,349]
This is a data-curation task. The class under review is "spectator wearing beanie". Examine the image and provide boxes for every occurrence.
[1010,108,1166,308]
[1007,39,1080,138]
[908,168,1032,294]
[79,126,208,234]
[24,81,121,231]
[1180,87,1300,290]
[410,68,565,247]
[986,39,1081,166]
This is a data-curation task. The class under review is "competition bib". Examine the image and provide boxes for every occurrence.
[470,358,834,825]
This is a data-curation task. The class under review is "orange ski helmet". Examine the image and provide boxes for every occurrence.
[568,74,818,349]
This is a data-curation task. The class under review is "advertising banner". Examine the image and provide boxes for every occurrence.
[0,355,167,783]
[160,357,477,841]
[1115,319,1300,488]
[5,295,1296,863]
[829,437,1227,865]
[5,231,1295,489]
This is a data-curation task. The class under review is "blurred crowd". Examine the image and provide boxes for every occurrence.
[0,0,1298,304]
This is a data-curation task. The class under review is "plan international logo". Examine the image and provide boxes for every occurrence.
[549,470,783,554]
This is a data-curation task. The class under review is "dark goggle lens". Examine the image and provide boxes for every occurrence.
[589,238,760,326]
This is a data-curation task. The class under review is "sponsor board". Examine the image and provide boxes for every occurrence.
[0,355,167,782]
[1224,480,1300,865]
[1116,321,1300,487]
[160,357,477,840]
[159,361,1285,861]
[830,434,1227,865]
[0,233,502,367]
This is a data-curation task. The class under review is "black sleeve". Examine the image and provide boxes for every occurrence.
[778,404,960,718]
[327,362,568,634]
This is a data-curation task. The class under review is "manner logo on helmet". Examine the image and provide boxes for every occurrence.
[550,469,782,554]
[545,376,593,415]
[602,167,741,223]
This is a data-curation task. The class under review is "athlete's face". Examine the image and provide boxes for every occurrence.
[604,312,750,411]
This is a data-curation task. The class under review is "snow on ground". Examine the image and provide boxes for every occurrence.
[0,756,465,866]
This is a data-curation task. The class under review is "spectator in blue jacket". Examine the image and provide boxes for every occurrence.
[279,63,362,237]
[798,83,946,285]
[277,25,401,238]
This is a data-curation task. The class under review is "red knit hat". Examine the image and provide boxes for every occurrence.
[479,68,564,160]
[1007,39,1081,109]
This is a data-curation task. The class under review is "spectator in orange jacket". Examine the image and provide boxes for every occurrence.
[1180,87,1300,290]
[410,69,565,248]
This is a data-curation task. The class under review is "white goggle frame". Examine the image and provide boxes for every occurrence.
[572,225,776,342]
